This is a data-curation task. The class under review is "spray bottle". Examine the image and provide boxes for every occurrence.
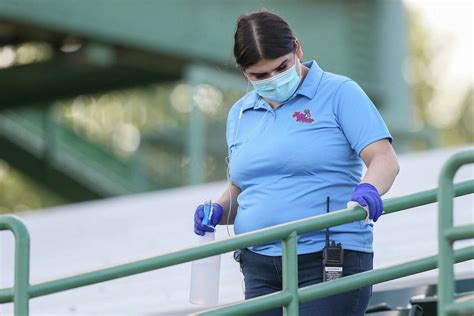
[189,200,221,306]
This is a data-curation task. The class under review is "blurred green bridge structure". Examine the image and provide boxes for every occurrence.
[0,0,435,203]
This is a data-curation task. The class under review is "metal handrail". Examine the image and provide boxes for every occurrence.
[438,151,474,316]
[0,215,30,315]
[0,151,473,316]
[198,247,474,315]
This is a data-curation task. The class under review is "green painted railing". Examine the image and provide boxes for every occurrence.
[0,216,30,315]
[438,151,474,316]
[0,150,473,315]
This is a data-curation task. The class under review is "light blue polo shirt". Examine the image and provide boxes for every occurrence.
[226,60,392,256]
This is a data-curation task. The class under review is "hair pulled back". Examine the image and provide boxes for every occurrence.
[233,10,297,69]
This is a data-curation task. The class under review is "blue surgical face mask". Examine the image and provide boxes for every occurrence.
[249,56,301,103]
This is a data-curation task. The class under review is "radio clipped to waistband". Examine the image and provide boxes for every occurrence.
[322,196,344,282]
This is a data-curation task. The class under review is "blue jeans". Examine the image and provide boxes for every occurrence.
[234,248,373,316]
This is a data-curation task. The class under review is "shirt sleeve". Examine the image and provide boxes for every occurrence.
[334,80,392,156]
[226,104,239,157]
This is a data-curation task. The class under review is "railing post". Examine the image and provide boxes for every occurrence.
[282,231,298,316]
[0,215,30,316]
[438,150,474,316]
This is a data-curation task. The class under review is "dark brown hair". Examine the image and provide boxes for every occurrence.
[233,10,297,69]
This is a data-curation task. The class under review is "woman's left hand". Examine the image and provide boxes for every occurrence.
[350,183,383,222]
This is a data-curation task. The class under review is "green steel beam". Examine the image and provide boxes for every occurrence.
[0,0,416,149]
[0,51,182,109]
[0,0,402,106]
[0,108,167,201]
[187,74,205,185]
[373,0,410,136]
[0,1,364,75]
[0,130,102,201]
[184,63,246,185]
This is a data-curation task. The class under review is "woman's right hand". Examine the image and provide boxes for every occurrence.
[194,203,223,236]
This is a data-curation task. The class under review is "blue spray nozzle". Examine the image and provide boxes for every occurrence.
[202,200,213,226]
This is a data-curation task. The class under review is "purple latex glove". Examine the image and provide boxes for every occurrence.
[194,203,223,236]
[351,183,383,222]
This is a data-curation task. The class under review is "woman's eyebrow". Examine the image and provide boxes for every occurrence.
[249,58,289,76]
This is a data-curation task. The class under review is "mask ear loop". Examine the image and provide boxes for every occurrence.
[225,106,244,237]
[224,78,264,237]
[225,156,233,237]
[224,158,245,296]
[225,106,269,238]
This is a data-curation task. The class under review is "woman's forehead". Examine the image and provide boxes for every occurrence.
[244,53,293,74]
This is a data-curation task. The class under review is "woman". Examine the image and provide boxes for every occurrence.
[193,10,399,316]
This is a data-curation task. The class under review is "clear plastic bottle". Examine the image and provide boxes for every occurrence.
[189,201,221,306]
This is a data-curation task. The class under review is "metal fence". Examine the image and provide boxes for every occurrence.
[0,150,473,315]
[437,151,474,316]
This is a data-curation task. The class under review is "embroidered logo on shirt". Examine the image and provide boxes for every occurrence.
[292,109,315,124]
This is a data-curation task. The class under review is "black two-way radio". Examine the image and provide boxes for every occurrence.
[322,196,344,282]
